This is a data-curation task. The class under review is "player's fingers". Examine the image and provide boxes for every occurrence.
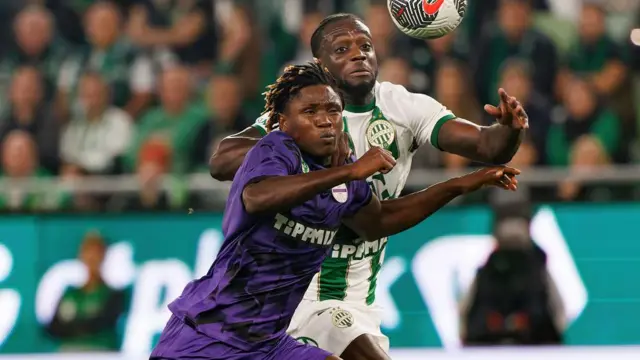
[496,177,517,191]
[515,107,529,129]
[382,150,396,164]
[380,159,395,174]
[501,166,521,175]
[499,88,510,103]
[330,153,339,168]
[330,155,338,168]
[491,178,510,190]
[484,104,502,117]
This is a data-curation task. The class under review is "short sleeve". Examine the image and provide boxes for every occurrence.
[387,84,455,150]
[241,132,299,185]
[251,114,269,136]
[343,180,373,217]
[407,93,455,150]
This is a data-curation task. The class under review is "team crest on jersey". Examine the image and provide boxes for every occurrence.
[331,184,348,203]
[330,307,354,328]
[366,119,396,149]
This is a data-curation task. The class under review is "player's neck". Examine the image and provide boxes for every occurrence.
[301,150,330,167]
[344,91,375,112]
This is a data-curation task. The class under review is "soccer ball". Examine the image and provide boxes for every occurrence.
[388,0,467,39]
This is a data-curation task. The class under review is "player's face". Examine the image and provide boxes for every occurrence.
[281,85,343,159]
[318,19,378,98]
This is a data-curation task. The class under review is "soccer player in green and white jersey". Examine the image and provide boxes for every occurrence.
[209,13,528,360]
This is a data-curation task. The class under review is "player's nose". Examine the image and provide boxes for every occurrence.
[348,48,367,62]
[316,115,333,128]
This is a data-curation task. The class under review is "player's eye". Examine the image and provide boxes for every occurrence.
[335,46,347,54]
[361,43,372,51]
[328,107,341,114]
[303,108,316,114]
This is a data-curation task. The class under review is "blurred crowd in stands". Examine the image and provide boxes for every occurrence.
[1,0,640,211]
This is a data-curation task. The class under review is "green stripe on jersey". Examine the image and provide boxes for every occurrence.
[252,123,267,136]
[430,114,456,150]
[366,244,386,305]
[318,257,350,301]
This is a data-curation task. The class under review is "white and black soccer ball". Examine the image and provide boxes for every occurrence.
[388,0,467,40]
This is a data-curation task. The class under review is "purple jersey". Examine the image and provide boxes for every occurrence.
[158,131,371,356]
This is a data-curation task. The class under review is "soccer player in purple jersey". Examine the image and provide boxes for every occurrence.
[150,63,519,360]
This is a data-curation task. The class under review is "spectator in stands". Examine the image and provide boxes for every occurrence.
[57,1,154,121]
[111,139,172,211]
[560,3,634,157]
[473,0,558,106]
[43,0,134,45]
[562,4,627,96]
[127,0,218,69]
[436,60,482,171]
[126,66,208,174]
[0,130,68,211]
[549,77,621,200]
[278,10,324,71]
[498,59,552,167]
[60,72,134,175]
[46,231,125,351]
[0,66,59,172]
[0,5,68,106]
[464,0,550,47]
[194,74,248,168]
[406,33,468,95]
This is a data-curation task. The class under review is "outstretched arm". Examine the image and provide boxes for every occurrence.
[437,89,528,165]
[243,147,395,214]
[209,126,263,181]
[438,118,524,165]
[343,167,520,241]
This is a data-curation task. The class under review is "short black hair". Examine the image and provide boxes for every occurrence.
[310,13,363,58]
[262,62,342,132]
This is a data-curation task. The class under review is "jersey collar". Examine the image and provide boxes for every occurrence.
[344,82,379,113]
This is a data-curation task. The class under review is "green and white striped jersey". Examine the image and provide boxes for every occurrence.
[252,81,455,304]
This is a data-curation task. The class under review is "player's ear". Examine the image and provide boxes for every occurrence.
[278,113,288,132]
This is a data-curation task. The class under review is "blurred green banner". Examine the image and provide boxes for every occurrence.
[0,205,639,354]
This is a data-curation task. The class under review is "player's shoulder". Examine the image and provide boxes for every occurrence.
[256,131,299,154]
[376,81,440,105]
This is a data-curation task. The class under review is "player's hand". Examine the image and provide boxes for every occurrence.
[484,88,529,129]
[331,131,352,167]
[349,147,396,180]
[455,166,521,193]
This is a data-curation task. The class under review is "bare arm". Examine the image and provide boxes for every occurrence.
[209,126,263,181]
[243,147,394,214]
[437,89,528,165]
[344,167,520,241]
[438,119,524,165]
[243,166,355,214]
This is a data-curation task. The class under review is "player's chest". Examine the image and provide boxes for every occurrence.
[268,187,352,248]
[343,111,413,200]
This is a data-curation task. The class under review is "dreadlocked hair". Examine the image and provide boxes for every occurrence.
[262,61,343,132]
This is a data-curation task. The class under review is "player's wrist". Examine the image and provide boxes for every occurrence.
[342,163,360,182]
[443,176,470,195]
